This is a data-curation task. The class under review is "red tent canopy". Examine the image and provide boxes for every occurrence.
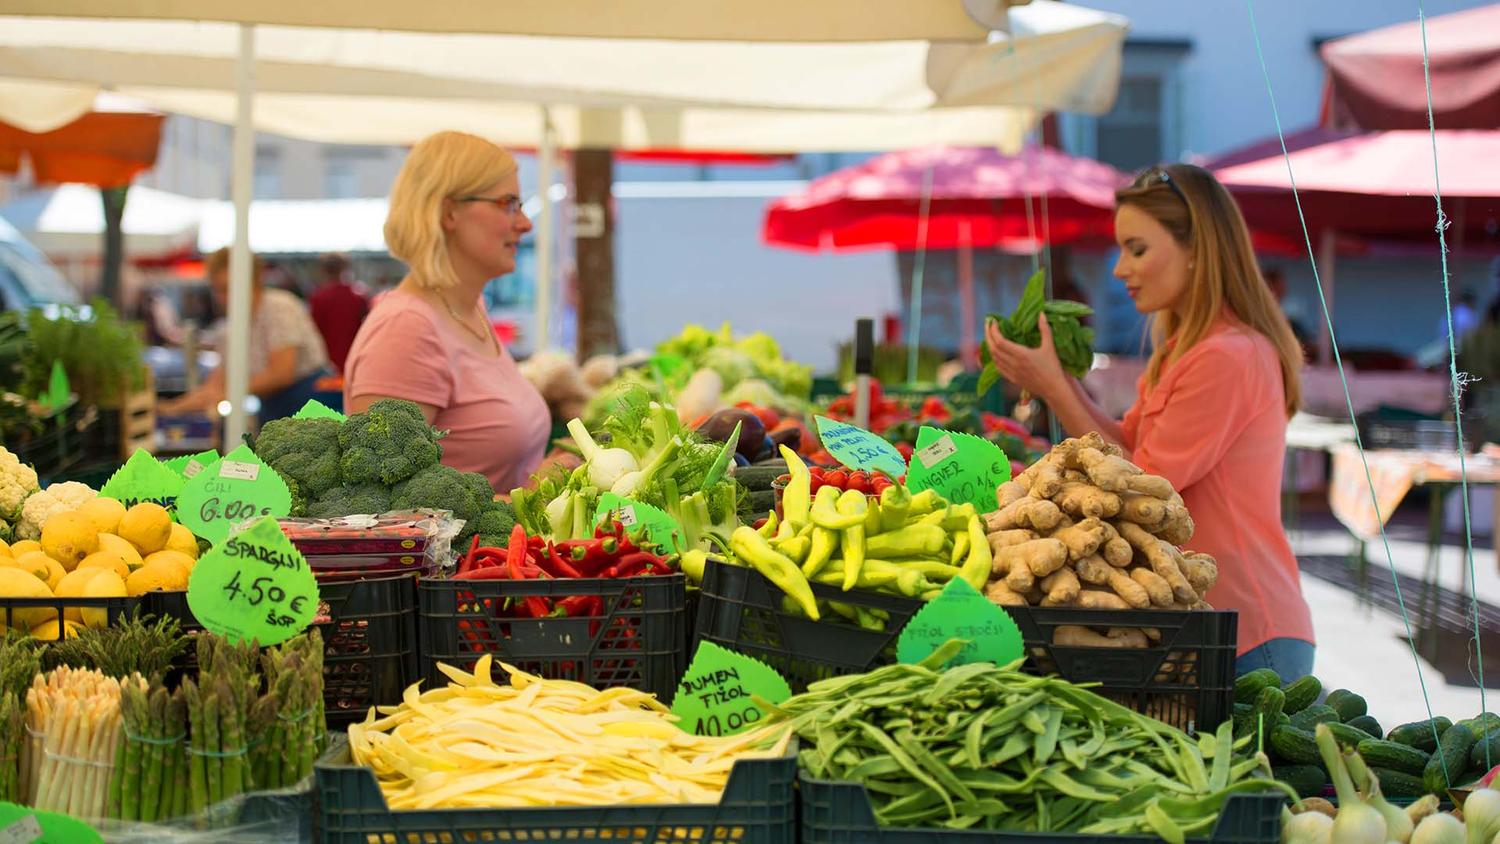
[762,145,1126,253]
[1209,127,1500,246]
[0,112,164,188]
[1321,4,1500,130]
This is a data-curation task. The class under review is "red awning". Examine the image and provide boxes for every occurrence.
[1321,4,1500,130]
[0,112,164,188]
[1210,127,1500,245]
[763,145,1126,253]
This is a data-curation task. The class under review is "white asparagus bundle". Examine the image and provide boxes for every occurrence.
[26,666,126,819]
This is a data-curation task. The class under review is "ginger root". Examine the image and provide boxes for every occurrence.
[995,538,1069,579]
[989,497,1064,532]
[1158,500,1195,545]
[985,580,1027,607]
[1051,517,1107,561]
[1180,552,1219,595]
[1040,567,1081,606]
[1070,447,1141,492]
[1054,482,1122,519]
[1118,493,1168,527]
[995,480,1029,510]
[1074,590,1130,610]
[1129,567,1174,608]
[1106,627,1149,647]
[1054,625,1146,648]
[1127,473,1175,500]
[1075,555,1151,609]
[1115,520,1198,604]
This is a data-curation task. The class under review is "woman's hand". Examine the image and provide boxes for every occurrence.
[984,313,1072,401]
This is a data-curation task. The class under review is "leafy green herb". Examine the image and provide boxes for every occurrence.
[978,270,1095,396]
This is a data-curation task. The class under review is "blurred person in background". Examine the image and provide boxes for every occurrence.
[162,247,330,423]
[309,252,370,374]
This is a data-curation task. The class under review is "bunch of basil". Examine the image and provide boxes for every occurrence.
[977,269,1094,396]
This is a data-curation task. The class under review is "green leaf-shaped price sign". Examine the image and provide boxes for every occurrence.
[670,641,792,737]
[164,449,221,480]
[177,444,292,545]
[186,515,318,646]
[813,415,908,478]
[594,492,684,553]
[99,448,185,515]
[293,399,346,422]
[904,426,1012,515]
[895,578,1024,668]
[0,803,102,844]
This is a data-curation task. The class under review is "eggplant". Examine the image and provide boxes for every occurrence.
[696,408,767,461]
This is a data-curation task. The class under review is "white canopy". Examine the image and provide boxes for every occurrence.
[0,1,1127,145]
[0,0,1027,42]
[0,184,201,257]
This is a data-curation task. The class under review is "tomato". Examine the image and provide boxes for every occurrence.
[894,442,915,461]
[846,471,870,494]
[823,469,849,489]
[809,466,824,478]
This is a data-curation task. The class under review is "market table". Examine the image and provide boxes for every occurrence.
[1282,413,1357,535]
[1328,443,1500,629]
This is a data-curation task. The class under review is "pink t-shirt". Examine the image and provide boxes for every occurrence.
[342,289,550,492]
[1121,319,1314,655]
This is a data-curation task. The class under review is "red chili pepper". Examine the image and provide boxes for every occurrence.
[458,534,482,574]
[606,552,664,578]
[506,525,530,578]
[454,565,527,581]
[554,594,603,618]
[539,546,584,579]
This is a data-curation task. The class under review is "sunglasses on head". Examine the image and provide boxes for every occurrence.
[1138,167,1188,204]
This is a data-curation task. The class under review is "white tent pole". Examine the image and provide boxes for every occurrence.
[534,105,555,354]
[1317,228,1337,366]
[224,23,255,448]
[957,220,978,369]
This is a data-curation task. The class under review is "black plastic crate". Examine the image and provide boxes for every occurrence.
[141,573,419,727]
[418,573,686,702]
[0,595,139,635]
[315,737,796,844]
[799,778,1282,844]
[694,558,923,692]
[695,560,1237,731]
[8,400,98,483]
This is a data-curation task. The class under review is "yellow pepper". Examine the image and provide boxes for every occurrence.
[800,527,838,578]
[811,485,864,530]
[778,445,812,526]
[949,529,970,565]
[729,526,820,619]
[958,514,993,592]
[836,489,868,591]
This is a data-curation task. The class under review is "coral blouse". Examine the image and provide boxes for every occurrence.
[1121,318,1314,655]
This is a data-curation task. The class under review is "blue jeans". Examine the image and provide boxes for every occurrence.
[1236,638,1315,682]
[258,367,331,424]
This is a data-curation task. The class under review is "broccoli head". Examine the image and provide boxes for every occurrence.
[306,483,393,519]
[390,463,485,524]
[338,399,442,485]
[460,471,496,507]
[468,501,516,540]
[252,416,342,499]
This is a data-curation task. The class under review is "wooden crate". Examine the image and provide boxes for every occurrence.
[114,368,156,458]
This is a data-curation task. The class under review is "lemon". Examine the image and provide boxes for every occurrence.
[40,511,100,569]
[117,503,172,555]
[0,541,10,558]
[29,619,85,642]
[55,568,98,623]
[97,533,145,569]
[0,567,54,629]
[11,551,61,588]
[143,550,195,578]
[164,523,199,560]
[76,497,127,535]
[8,539,42,558]
[126,561,187,596]
[78,551,131,581]
[80,569,126,629]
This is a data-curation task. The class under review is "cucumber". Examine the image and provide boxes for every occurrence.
[1346,715,1383,738]
[1281,675,1322,715]
[1324,721,1376,748]
[1290,705,1340,732]
[1387,717,1453,752]
[1254,686,1286,728]
[1423,723,1477,795]
[1231,703,1256,741]
[1273,764,1328,798]
[1356,739,1430,776]
[1234,668,1282,704]
[1370,767,1427,799]
[1469,731,1500,770]
[1463,713,1500,737]
[732,464,787,491]
[1324,689,1368,722]
[1269,725,1322,765]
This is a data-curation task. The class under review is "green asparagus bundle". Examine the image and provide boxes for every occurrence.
[108,677,188,823]
[44,611,187,681]
[251,629,326,789]
[0,633,39,803]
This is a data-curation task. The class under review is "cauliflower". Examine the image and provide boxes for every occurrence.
[16,481,96,540]
[0,445,39,523]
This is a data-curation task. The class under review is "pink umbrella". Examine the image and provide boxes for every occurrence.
[763,145,1126,368]
[1321,4,1500,130]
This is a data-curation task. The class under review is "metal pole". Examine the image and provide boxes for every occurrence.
[534,106,555,353]
[224,24,255,448]
[957,221,978,369]
[905,163,935,384]
[1317,229,1337,366]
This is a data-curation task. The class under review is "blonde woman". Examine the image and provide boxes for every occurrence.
[985,163,1313,680]
[343,131,550,492]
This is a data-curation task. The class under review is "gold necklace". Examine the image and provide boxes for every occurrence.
[441,296,498,352]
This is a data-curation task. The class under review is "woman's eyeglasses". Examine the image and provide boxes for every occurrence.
[455,194,524,214]
[1139,168,1188,205]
